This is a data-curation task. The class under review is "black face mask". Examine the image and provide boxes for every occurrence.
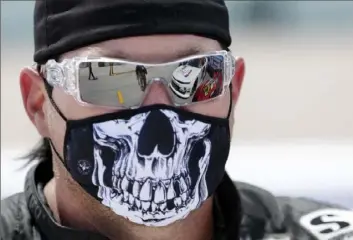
[47,88,232,227]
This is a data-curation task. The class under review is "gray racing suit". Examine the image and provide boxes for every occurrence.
[1,160,352,240]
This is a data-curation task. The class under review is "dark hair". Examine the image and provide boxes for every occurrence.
[21,138,52,164]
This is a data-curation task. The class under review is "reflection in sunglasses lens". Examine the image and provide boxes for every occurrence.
[78,55,225,108]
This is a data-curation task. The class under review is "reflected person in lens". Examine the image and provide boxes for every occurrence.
[136,65,148,91]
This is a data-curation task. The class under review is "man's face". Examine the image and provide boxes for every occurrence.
[45,35,243,159]
[20,34,244,225]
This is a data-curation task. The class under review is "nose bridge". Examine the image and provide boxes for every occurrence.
[141,80,173,106]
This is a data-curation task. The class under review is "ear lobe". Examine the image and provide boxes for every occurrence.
[20,67,49,137]
[231,57,245,103]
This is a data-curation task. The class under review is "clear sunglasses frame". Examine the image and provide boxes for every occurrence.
[39,50,236,108]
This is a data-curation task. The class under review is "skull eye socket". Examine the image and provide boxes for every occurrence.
[99,145,117,162]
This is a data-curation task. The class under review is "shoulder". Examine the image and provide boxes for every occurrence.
[235,181,287,235]
[234,181,353,239]
[1,193,39,240]
[276,196,353,239]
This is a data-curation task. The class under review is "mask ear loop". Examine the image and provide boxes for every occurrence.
[48,138,67,164]
[37,65,69,165]
[227,83,233,119]
[43,80,68,122]
[43,78,69,166]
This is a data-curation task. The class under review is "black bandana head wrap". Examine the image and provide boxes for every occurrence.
[33,0,231,64]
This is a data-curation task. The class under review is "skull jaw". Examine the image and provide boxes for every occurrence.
[99,139,211,227]
[102,169,208,227]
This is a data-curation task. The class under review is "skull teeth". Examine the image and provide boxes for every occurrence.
[110,190,118,199]
[142,201,150,211]
[116,194,123,204]
[121,176,130,191]
[167,182,176,200]
[181,192,187,202]
[123,191,129,202]
[151,202,158,212]
[159,202,167,211]
[140,179,152,201]
[111,174,191,214]
[174,197,182,207]
[128,194,134,205]
[132,181,141,198]
[154,182,166,204]
[178,177,188,193]
[135,199,141,209]
[162,179,171,188]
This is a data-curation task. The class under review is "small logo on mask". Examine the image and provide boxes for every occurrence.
[77,160,92,175]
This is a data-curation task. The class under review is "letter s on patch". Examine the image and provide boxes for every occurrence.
[300,209,353,240]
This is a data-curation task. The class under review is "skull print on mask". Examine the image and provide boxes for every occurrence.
[54,105,231,227]
[92,109,212,226]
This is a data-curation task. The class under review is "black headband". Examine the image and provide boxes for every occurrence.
[33,0,231,64]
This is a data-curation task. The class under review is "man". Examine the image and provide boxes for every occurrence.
[109,63,117,76]
[1,1,353,240]
[135,65,148,91]
[88,62,98,80]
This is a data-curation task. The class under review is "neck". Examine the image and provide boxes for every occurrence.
[92,198,214,240]
[45,178,214,240]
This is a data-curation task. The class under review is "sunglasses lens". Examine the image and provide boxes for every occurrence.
[78,54,226,108]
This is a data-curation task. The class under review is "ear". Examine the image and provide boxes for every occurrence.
[20,67,50,137]
[231,57,245,104]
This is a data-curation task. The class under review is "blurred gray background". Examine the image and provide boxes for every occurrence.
[1,1,353,206]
